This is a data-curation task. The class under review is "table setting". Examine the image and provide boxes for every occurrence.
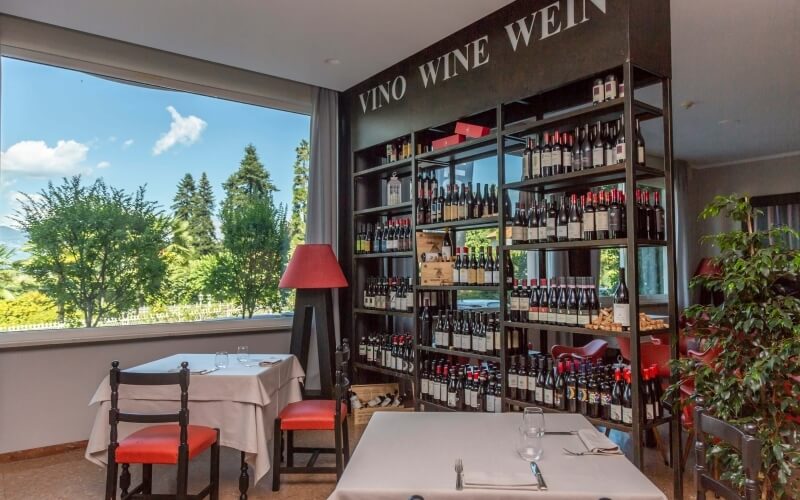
[328,410,667,500]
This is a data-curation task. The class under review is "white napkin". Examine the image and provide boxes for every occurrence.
[463,472,540,491]
[576,429,624,455]
[257,355,284,366]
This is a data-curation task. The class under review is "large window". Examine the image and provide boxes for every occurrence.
[0,57,310,331]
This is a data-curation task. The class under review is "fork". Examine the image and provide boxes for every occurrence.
[455,458,463,491]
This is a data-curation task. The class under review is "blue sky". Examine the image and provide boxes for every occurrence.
[0,56,310,232]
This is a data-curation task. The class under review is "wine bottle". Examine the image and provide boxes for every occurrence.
[552,131,563,175]
[613,267,630,329]
[595,192,609,240]
[610,368,623,423]
[460,247,470,285]
[581,124,592,170]
[567,194,581,241]
[635,118,646,166]
[528,278,539,323]
[544,357,555,408]
[572,127,582,172]
[592,122,604,168]
[541,132,552,177]
[563,133,573,173]
[528,355,539,403]
[554,361,567,410]
[442,231,453,261]
[517,357,529,403]
[583,191,596,240]
[508,360,519,402]
[653,191,665,240]
[604,74,618,101]
[522,138,533,180]
[452,247,461,285]
[567,361,578,412]
[615,117,626,163]
[592,77,605,104]
[608,189,623,239]
[622,369,633,425]
[566,277,579,327]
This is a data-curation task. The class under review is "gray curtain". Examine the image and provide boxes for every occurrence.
[304,86,340,391]
[673,160,691,310]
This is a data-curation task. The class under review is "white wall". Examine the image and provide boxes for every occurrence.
[0,328,290,454]
[686,154,800,272]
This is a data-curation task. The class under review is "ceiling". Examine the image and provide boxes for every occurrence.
[1,0,798,166]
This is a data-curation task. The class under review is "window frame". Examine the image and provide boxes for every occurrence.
[0,15,312,341]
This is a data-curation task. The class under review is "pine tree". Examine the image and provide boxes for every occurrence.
[222,144,277,201]
[289,139,309,249]
[172,173,196,222]
[191,172,217,255]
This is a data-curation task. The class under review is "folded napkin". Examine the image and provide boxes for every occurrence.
[576,429,624,455]
[463,472,540,491]
[257,355,284,366]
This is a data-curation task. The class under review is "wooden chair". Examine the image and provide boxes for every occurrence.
[694,396,762,500]
[106,360,220,500]
[272,345,351,491]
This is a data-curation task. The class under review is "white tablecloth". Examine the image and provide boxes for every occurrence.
[329,412,667,500]
[85,353,304,483]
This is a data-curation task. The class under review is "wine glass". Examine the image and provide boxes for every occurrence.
[214,351,229,369]
[517,426,544,462]
[236,345,250,364]
[523,407,545,436]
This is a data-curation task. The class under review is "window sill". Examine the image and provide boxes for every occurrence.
[0,316,294,351]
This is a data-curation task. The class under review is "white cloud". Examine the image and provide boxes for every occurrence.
[122,139,134,149]
[0,140,89,178]
[152,106,206,155]
[108,136,117,143]
[97,161,111,169]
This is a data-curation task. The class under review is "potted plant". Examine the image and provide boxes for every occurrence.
[668,194,800,498]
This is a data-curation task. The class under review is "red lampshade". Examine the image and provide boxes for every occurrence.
[279,244,348,289]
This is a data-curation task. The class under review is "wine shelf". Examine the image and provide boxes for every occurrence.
[415,133,498,166]
[416,216,499,232]
[503,162,665,194]
[354,202,413,217]
[354,251,415,259]
[353,362,415,382]
[503,98,662,139]
[416,285,501,292]
[417,344,502,364]
[418,399,456,412]
[505,398,671,432]
[501,238,666,252]
[502,321,669,338]
[354,308,415,318]
[353,157,412,178]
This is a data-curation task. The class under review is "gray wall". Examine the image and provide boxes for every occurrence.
[0,329,290,454]
[686,155,800,275]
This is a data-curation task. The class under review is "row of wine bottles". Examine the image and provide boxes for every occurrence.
[442,246,502,286]
[508,188,665,243]
[592,73,624,104]
[358,333,415,374]
[520,117,645,182]
[416,176,500,225]
[507,354,663,425]
[508,276,601,326]
[362,276,414,312]
[420,306,501,356]
[420,357,503,413]
[384,139,412,163]
[355,218,413,254]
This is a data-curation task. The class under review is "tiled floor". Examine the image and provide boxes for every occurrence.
[0,422,695,499]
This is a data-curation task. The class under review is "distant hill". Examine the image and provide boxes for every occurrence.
[0,225,29,259]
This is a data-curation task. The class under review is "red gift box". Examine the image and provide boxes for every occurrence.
[455,121,491,138]
[431,134,466,150]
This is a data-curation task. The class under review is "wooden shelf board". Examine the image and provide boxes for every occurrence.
[354,251,415,259]
[415,133,498,166]
[502,238,666,252]
[354,308,415,318]
[417,217,499,232]
[353,157,412,178]
[354,202,413,217]
[502,321,669,338]
[353,362,415,382]
[417,344,501,363]
[503,162,665,194]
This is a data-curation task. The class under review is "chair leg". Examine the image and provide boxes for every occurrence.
[177,448,189,500]
[120,464,131,496]
[210,430,220,500]
[335,419,344,480]
[142,464,152,495]
[106,458,119,500]
[343,418,351,466]
[286,430,294,467]
[272,419,282,492]
[652,425,669,466]
[681,429,694,470]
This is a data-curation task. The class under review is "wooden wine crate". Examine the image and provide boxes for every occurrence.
[351,383,414,426]
[420,261,454,286]
[416,232,445,261]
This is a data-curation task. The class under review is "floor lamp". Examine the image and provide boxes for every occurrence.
[279,244,347,399]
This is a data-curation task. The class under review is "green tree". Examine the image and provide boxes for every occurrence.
[191,172,217,255]
[0,291,58,327]
[289,139,309,250]
[0,244,18,300]
[213,195,289,317]
[15,176,170,327]
[172,173,196,223]
[222,144,277,201]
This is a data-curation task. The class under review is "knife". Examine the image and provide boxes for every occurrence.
[544,431,577,435]
[530,462,548,491]
[199,367,220,375]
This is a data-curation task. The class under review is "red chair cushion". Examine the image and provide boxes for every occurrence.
[279,400,347,431]
[115,425,218,465]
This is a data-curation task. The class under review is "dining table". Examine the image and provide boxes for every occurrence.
[85,353,305,499]
[328,412,668,500]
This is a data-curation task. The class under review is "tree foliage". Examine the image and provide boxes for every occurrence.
[290,139,309,250]
[172,173,196,223]
[191,172,217,255]
[0,291,58,326]
[665,194,800,497]
[222,144,277,200]
[15,176,170,327]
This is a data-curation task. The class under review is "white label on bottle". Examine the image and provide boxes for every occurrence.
[611,404,622,422]
[547,218,556,237]
[511,296,520,313]
[527,227,537,242]
[487,394,495,412]
[432,381,440,400]
[616,144,626,162]
[578,312,591,326]
[528,308,538,323]
[638,146,646,164]
[593,147,604,167]
[613,303,630,327]
[447,391,457,408]
[442,246,452,260]
[494,395,503,413]
[508,373,518,389]
[366,347,374,363]
[532,153,541,177]
[542,151,552,169]
[556,312,566,325]
[593,84,605,103]
[605,82,617,100]
[646,403,655,421]
[453,268,460,285]
[605,148,615,166]
[544,390,554,406]
[557,225,567,239]
[494,330,502,351]
[563,151,572,168]
[470,389,478,408]
[584,214,595,232]
[359,344,367,357]
[535,387,543,402]
[596,211,609,231]
[512,225,525,242]
[421,379,429,395]
[568,222,581,240]
[622,407,633,424]
[481,270,490,285]
[486,331,494,352]
[460,268,469,284]
[517,375,528,391]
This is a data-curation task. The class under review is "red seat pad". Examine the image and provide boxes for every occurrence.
[115,425,217,464]
[279,400,347,431]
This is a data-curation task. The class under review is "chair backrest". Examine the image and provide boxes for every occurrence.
[334,346,351,420]
[694,396,762,500]
[108,360,191,454]
[551,339,608,362]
